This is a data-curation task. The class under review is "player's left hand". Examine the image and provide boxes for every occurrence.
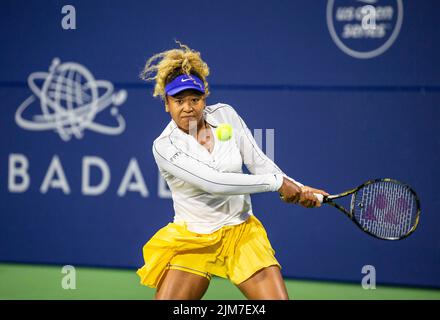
[298,186,329,208]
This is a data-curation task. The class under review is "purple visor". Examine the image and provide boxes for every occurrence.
[165,74,205,96]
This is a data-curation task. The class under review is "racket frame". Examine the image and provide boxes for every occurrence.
[322,178,421,241]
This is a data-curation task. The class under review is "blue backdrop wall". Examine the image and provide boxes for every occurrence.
[1,0,439,288]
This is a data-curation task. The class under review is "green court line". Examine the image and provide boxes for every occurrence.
[0,263,439,300]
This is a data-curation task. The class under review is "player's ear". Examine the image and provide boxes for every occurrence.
[164,96,170,112]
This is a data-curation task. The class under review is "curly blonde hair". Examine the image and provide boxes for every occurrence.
[140,40,210,101]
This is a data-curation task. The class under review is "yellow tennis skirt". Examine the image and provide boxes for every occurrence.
[136,215,280,289]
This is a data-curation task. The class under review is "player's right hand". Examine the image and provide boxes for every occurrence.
[278,177,301,203]
[298,186,329,208]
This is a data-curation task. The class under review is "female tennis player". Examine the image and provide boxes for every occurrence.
[136,41,329,300]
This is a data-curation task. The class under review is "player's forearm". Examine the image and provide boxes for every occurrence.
[190,171,284,195]
[161,160,284,195]
[153,143,284,195]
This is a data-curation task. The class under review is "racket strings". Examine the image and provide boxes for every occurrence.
[353,181,418,239]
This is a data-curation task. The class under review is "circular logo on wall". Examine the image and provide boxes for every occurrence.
[326,0,403,59]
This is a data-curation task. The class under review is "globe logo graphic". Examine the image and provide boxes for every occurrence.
[16,58,127,141]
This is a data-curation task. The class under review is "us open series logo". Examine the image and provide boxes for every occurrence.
[327,0,404,59]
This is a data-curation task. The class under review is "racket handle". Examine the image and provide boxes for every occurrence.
[280,192,326,204]
[314,193,324,203]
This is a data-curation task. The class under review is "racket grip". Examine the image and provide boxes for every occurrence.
[314,193,324,203]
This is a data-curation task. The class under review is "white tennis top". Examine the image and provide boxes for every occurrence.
[152,103,303,234]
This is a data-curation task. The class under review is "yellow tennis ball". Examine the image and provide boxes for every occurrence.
[216,123,233,141]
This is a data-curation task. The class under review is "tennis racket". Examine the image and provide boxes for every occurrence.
[312,178,421,240]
